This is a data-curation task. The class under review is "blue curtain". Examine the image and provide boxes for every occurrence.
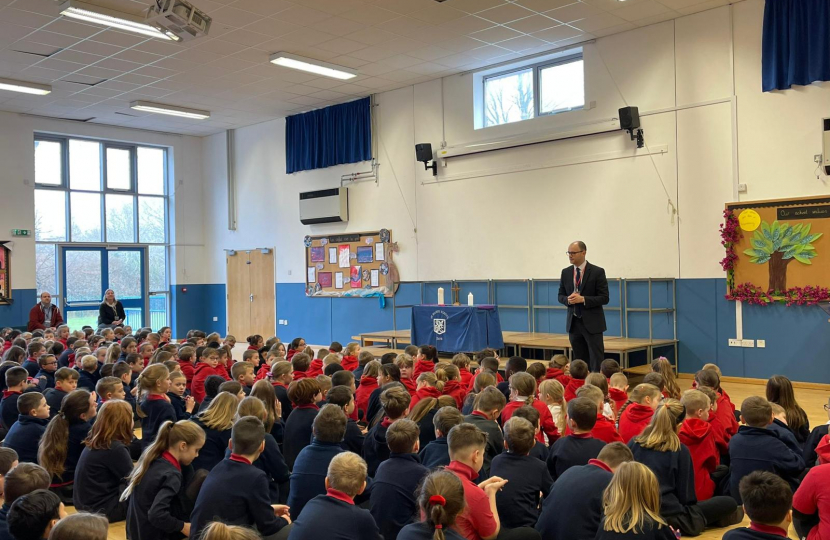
[285,97,372,174]
[762,0,830,92]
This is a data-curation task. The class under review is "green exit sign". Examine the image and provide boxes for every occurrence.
[11,229,29,237]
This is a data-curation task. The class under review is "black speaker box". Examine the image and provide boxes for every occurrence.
[618,106,640,130]
[415,143,433,162]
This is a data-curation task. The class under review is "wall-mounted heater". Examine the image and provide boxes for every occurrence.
[299,188,349,225]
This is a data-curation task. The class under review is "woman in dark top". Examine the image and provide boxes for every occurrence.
[98,289,126,329]
[74,400,134,521]
[397,469,467,540]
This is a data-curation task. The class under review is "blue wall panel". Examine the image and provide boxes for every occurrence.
[0,289,36,329]
[172,284,225,338]
[276,283,331,346]
[494,281,529,306]
[457,281,490,304]
[423,282,452,305]
[498,307,530,332]
[330,296,393,345]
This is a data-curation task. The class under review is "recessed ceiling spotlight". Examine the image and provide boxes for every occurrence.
[269,52,358,80]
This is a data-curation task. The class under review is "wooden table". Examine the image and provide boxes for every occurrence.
[356,330,412,348]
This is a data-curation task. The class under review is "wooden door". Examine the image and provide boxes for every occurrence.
[249,250,275,339]
[226,251,251,340]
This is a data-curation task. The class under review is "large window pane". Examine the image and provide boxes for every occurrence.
[34,190,66,241]
[36,244,56,295]
[105,194,135,242]
[149,246,167,292]
[149,295,168,331]
[65,250,102,302]
[106,147,132,190]
[539,59,585,115]
[35,140,62,186]
[108,250,142,299]
[70,192,102,242]
[65,310,99,332]
[138,147,165,195]
[484,68,534,127]
[69,139,101,191]
[138,196,165,243]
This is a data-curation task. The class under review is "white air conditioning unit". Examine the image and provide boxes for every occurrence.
[299,188,349,225]
[146,0,211,42]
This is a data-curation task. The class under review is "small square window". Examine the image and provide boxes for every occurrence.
[539,58,585,115]
[106,147,133,191]
[35,140,63,186]
[484,68,534,128]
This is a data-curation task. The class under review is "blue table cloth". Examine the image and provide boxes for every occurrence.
[411,305,504,353]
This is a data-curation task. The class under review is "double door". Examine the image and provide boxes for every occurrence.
[60,245,148,330]
[227,249,275,340]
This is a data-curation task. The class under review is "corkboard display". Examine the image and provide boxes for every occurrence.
[303,229,398,298]
[726,196,830,293]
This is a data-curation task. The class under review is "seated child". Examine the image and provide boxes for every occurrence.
[370,419,429,540]
[269,361,293,422]
[191,347,229,404]
[316,374,333,397]
[653,357,681,400]
[410,371,444,410]
[501,372,559,445]
[252,349,272,381]
[366,364,402,424]
[231,362,255,396]
[453,354,474,388]
[497,356,526,400]
[793,440,830,540]
[291,353,312,381]
[462,369,496,416]
[353,350,374,382]
[306,352,326,379]
[466,356,502,394]
[397,469,467,540]
[445,423,509,540]
[547,397,606,480]
[805,396,830,468]
[233,397,290,505]
[767,403,802,456]
[1,367,30,430]
[2,392,50,463]
[0,447,18,499]
[609,373,629,414]
[47,512,110,540]
[167,371,195,421]
[7,489,65,540]
[43,368,78,419]
[73,400,134,521]
[545,354,571,387]
[122,419,205,540]
[176,346,196,390]
[538,379,566,434]
[288,452,380,540]
[601,359,621,380]
[576,384,623,443]
[77,355,100,392]
[197,375,225,413]
[526,362,547,388]
[22,342,44,379]
[437,364,466,410]
[728,471,793,540]
[537,442,633,540]
[364,385,411,476]
[191,416,291,539]
[595,462,677,540]
[696,385,729,459]
[490,417,552,529]
[340,343,360,372]
[730,396,805,504]
[395,354,417,397]
[283,378,323,470]
[563,359,589,401]
[767,375,810,445]
[34,354,58,390]
[678,389,720,501]
[512,405,547,462]
[618,383,662,443]
[136,365,176,450]
[327,385,364,455]
[0,463,50,540]
[696,368,738,439]
[288,404,348,520]
[191,392,237,472]
[413,346,438,378]
[96,376,125,406]
[420,406,464,469]
[463,386,506,475]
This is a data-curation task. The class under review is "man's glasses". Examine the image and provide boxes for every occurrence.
[566,250,585,255]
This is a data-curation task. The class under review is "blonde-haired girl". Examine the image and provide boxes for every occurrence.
[652,357,681,400]
[191,392,237,471]
[136,364,176,450]
[618,383,663,443]
[538,379,566,433]
[597,461,673,539]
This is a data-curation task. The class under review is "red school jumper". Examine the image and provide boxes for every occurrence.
[545,367,571,387]
[340,356,358,371]
[678,417,719,501]
[619,403,654,443]
[502,399,560,445]
[564,378,586,402]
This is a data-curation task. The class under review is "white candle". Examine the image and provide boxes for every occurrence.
[468,292,474,306]
[438,287,444,305]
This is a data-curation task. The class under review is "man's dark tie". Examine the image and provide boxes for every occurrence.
[575,267,583,318]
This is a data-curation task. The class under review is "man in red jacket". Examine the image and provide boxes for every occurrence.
[679,389,720,501]
[27,292,63,331]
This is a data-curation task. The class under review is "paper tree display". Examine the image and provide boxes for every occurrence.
[744,221,822,291]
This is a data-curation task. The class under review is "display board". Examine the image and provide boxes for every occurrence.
[726,196,830,295]
[304,229,397,297]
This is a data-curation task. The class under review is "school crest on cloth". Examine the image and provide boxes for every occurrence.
[433,318,447,335]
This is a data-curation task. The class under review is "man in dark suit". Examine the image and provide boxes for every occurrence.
[558,241,609,372]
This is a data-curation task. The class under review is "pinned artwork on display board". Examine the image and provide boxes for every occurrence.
[307,267,316,283]
[335,272,344,289]
[314,282,322,293]
[379,262,389,275]
[371,269,379,287]
[350,266,361,287]
[318,272,332,288]
[310,247,324,262]
[316,263,324,270]
[357,246,373,263]
[375,243,384,261]
[338,245,350,268]
[365,237,373,245]
[362,269,370,281]
[328,247,337,264]
[320,238,328,246]
[303,236,312,248]
[379,229,390,243]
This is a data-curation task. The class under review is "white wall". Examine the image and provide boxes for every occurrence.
[0,111,204,290]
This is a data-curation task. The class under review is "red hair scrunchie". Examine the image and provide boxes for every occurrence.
[429,495,446,506]
[435,525,443,530]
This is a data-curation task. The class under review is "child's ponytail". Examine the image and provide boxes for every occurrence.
[633,399,684,452]
[38,389,91,479]
[418,470,465,540]
[135,364,170,418]
[418,372,444,394]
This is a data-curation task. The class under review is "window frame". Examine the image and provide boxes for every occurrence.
[480,50,584,129]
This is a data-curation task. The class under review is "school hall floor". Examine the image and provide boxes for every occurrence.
[81,377,825,540]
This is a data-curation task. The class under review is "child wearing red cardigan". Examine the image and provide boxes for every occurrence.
[413,346,437,378]
[564,360,589,402]
[501,372,559,445]
[340,343,360,372]
[355,361,380,423]
[292,353,312,381]
[608,373,629,414]
[452,354,473,388]
[618,383,661,443]
[410,372,443,410]
[679,389,720,501]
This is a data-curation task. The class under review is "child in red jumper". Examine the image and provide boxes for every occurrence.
[696,369,738,438]
[355,361,380,423]
[395,355,417,397]
[618,383,662,443]
[538,379,566,434]
[410,372,443,409]
[452,354,473,388]
[437,364,466,410]
[545,354,571,387]
[609,373,629,415]
[292,353,312,381]
[679,389,720,501]
[413,346,437,378]
[564,359,589,402]
[793,437,830,540]
[176,346,196,391]
[306,350,327,379]
[340,343,360,372]
[191,347,229,404]
[501,372,559,445]
[697,386,729,458]
[576,384,623,443]
[467,357,503,393]
[246,334,263,351]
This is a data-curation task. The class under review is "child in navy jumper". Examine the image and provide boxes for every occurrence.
[370,419,429,540]
[7,489,65,540]
[123,419,205,540]
[419,406,464,469]
[283,378,323,470]
[233,397,290,504]
[196,375,225,414]
[95,376,125,408]
[463,386,506,475]
[0,463,50,540]
[512,405,547,462]
[629,398,738,537]
[136,365,176,450]
[43,368,78,419]
[1,367,30,431]
[397,469,468,540]
[536,442,633,540]
[364,385,411,476]
[2,393,50,464]
[0,447,19,498]
[595,462,677,540]
[490,416,552,529]
[231,362,255,396]
[34,354,58,390]
[191,416,291,539]
[327,386,364,455]
[726,471,793,540]
[77,355,100,392]
[22,342,44,379]
[167,371,195,421]
[269,361,293,422]
[729,396,805,504]
[190,392,236,472]
[289,452,380,540]
[73,400,134,522]
[546,397,606,480]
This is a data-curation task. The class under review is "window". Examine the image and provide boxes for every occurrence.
[34,136,170,330]
[482,52,584,128]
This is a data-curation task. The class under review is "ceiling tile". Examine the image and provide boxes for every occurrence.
[444,0,509,14]
[344,28,399,46]
[240,17,296,37]
[612,0,674,21]
[407,3,468,23]
[1,8,55,30]
[354,62,396,76]
[42,19,102,39]
[676,0,731,15]
[442,15,497,35]
[211,6,265,27]
[69,39,123,57]
[273,5,334,25]
[531,24,583,42]
[365,0,423,15]
[546,2,601,23]
[570,12,628,31]
[8,41,61,56]
[316,37,369,55]
[407,45,454,62]
[302,77,349,90]
[633,11,679,25]
[439,36,485,52]
[498,34,549,52]
[505,15,562,34]
[469,44,513,60]
[375,16,430,37]
[477,3,537,24]
[50,49,104,65]
[131,65,177,79]
[341,5,401,25]
[89,30,147,48]
[35,57,82,73]
[112,48,164,65]
[582,0,650,11]
[348,45,399,62]
[23,30,79,49]
[217,29,273,47]
[75,65,124,80]
[191,38,248,56]
[231,0,295,16]
[308,89,350,100]
[378,53,422,69]
[93,57,142,72]
[406,62,451,75]
[301,0,367,16]
[327,55,371,68]
[307,16,370,37]
[656,0,714,9]
[436,52,477,68]
[513,0,578,12]
[468,26,523,43]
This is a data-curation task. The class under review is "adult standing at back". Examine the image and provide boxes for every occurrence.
[558,241,609,372]
[28,292,63,331]
[97,289,126,329]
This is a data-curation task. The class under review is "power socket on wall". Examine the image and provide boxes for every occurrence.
[728,339,741,347]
